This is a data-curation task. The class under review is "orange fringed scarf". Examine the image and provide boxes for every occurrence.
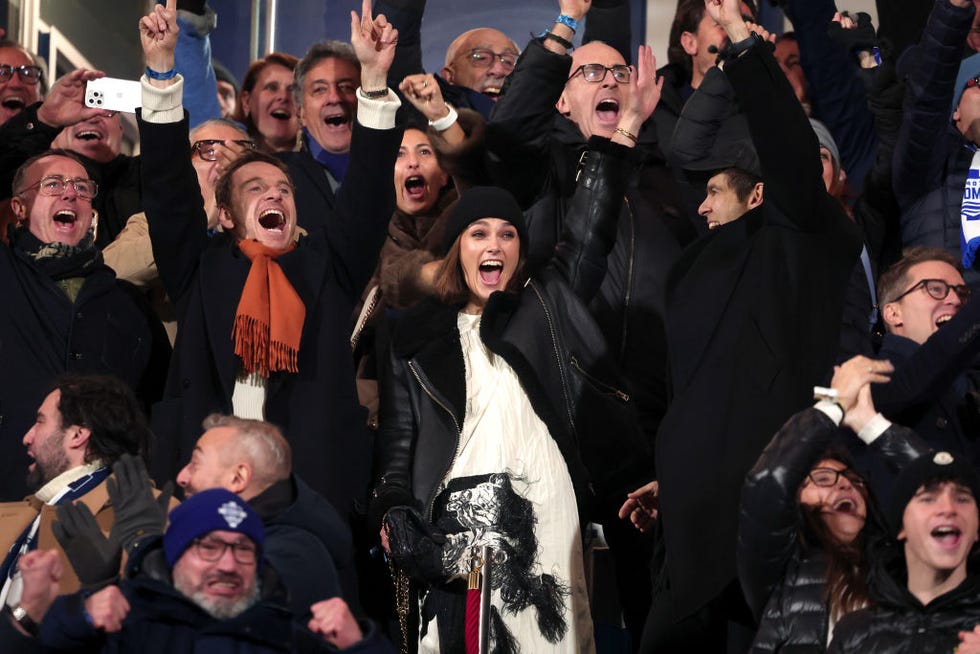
[232,240,305,377]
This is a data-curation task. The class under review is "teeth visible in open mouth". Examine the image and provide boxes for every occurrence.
[258,208,286,230]
[76,130,101,141]
[479,260,503,271]
[483,87,501,98]
[936,315,952,326]
[54,210,77,224]
[404,175,424,191]
[271,109,291,120]
[324,115,348,126]
[596,99,619,113]
[932,526,961,537]
[1,97,25,110]
[833,498,855,512]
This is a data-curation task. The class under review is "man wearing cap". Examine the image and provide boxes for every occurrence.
[36,488,392,652]
[827,450,980,653]
[893,0,980,283]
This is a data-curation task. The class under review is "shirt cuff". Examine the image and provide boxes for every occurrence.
[856,413,892,445]
[814,400,844,426]
[140,75,184,124]
[355,88,401,130]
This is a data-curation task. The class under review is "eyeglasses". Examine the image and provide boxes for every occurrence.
[460,48,517,70]
[191,537,257,564]
[806,467,865,488]
[17,175,98,200]
[891,278,972,303]
[191,139,256,161]
[0,64,43,84]
[567,63,631,84]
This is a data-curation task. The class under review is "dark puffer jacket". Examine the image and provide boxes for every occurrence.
[827,547,980,654]
[739,408,928,653]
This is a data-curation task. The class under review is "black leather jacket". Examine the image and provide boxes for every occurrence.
[739,408,929,653]
[369,138,653,528]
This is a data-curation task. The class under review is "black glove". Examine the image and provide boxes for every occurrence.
[52,501,121,589]
[827,12,877,57]
[107,454,173,553]
[384,506,448,584]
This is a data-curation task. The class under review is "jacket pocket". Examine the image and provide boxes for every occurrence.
[569,355,630,403]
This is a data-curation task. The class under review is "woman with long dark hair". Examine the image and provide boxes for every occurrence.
[739,355,929,652]
[370,47,661,654]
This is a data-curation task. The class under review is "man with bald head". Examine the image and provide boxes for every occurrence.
[0,40,43,126]
[441,28,519,99]
[0,150,164,501]
[486,0,694,641]
[175,414,352,618]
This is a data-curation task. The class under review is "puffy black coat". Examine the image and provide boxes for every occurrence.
[370,138,652,528]
[739,408,928,653]
[827,547,980,654]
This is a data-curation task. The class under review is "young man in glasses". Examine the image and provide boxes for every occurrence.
[866,246,980,474]
[27,488,391,652]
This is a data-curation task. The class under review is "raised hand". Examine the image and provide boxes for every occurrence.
[36,68,108,128]
[16,550,63,627]
[557,0,591,22]
[399,73,450,122]
[139,0,179,76]
[106,453,173,553]
[704,0,749,41]
[350,0,398,92]
[308,597,364,649]
[612,45,662,148]
[829,355,893,413]
[52,501,121,588]
[83,585,130,633]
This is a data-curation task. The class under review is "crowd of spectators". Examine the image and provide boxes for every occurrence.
[5,0,980,651]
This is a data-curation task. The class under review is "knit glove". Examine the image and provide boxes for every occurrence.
[107,454,173,553]
[52,501,121,590]
[384,506,448,584]
[827,12,878,56]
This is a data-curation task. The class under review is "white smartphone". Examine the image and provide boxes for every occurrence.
[85,77,142,113]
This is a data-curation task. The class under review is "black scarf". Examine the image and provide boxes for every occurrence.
[12,226,102,280]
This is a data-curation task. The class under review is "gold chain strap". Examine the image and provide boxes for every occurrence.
[388,558,411,654]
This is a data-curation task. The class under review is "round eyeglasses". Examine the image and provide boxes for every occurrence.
[191,537,257,564]
[461,48,517,70]
[16,175,98,200]
[567,64,631,84]
[891,279,972,304]
[191,139,256,162]
[0,64,43,85]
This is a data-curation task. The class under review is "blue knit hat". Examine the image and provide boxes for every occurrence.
[951,53,980,121]
[163,488,265,568]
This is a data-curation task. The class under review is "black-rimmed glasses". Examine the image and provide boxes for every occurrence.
[806,467,865,488]
[567,63,631,84]
[191,139,256,161]
[461,48,517,70]
[891,278,972,304]
[0,64,42,84]
[191,537,257,564]
[16,175,98,200]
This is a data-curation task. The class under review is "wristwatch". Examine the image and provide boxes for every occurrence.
[5,604,40,636]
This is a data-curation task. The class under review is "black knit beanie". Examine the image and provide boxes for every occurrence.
[887,450,980,537]
[441,186,527,256]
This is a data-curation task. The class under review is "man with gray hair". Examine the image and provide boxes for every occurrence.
[176,414,352,619]
[279,28,400,235]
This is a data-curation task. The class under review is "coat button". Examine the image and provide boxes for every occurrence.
[76,311,83,319]
[70,352,83,360]
[936,417,948,429]
[182,378,191,389]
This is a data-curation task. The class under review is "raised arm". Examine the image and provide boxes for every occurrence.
[138,0,211,302]
[373,0,426,86]
[892,0,974,210]
[174,2,223,128]
[712,0,829,232]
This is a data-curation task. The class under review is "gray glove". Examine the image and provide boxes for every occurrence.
[52,501,121,589]
[107,454,173,552]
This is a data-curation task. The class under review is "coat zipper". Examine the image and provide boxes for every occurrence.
[528,280,576,437]
[619,195,635,363]
[407,360,462,519]
[569,355,630,403]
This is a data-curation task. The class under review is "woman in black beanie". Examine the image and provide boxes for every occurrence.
[370,47,663,653]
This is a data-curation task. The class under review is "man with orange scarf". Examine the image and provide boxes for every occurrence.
[135,0,402,537]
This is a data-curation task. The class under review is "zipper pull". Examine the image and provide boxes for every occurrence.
[467,547,483,590]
